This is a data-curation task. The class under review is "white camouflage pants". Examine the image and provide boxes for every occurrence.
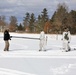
[39,39,46,51]
[63,40,70,52]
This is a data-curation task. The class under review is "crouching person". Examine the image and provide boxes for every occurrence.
[62,28,71,52]
[4,29,11,51]
[39,31,47,51]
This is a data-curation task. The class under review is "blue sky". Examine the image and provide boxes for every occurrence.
[0,0,76,24]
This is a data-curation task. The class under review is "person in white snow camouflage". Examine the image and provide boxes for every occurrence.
[62,28,71,52]
[39,31,47,51]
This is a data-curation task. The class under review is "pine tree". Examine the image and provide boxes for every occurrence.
[23,12,30,31]
[29,13,35,33]
[18,23,23,31]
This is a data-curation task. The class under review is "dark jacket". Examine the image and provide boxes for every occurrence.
[4,30,10,41]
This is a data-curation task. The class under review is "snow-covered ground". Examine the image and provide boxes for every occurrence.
[0,32,76,75]
[0,58,76,75]
[0,32,76,57]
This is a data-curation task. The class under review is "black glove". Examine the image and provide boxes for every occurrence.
[10,36,12,38]
[68,41,70,43]
[10,36,12,40]
[61,39,63,40]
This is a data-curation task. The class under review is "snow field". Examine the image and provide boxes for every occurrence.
[0,32,76,57]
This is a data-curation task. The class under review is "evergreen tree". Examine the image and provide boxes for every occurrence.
[41,8,49,30]
[18,23,23,31]
[29,13,35,32]
[36,15,42,32]
[69,10,76,34]
[23,12,30,31]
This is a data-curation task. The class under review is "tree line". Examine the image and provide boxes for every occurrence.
[0,3,76,34]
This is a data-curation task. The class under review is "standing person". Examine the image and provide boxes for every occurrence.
[39,31,47,51]
[62,28,71,52]
[4,29,11,51]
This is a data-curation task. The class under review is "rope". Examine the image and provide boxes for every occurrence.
[11,36,40,40]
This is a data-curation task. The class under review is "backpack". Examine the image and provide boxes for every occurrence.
[64,33,69,40]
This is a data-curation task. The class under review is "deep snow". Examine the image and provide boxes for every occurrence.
[0,32,76,75]
[0,58,76,75]
[0,32,76,57]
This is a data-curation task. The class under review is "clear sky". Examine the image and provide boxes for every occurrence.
[0,0,76,24]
